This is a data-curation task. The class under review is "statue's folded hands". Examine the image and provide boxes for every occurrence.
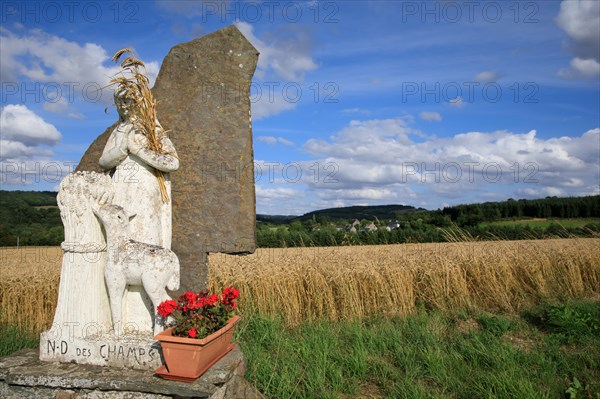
[127,128,179,172]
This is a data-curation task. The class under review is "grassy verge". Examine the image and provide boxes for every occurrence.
[235,300,600,399]
[0,324,39,357]
[1,301,598,398]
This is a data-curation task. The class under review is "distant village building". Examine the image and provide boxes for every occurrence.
[387,220,401,230]
[365,222,378,232]
[343,219,379,233]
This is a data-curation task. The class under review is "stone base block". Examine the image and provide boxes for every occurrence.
[1,348,264,399]
[40,331,162,370]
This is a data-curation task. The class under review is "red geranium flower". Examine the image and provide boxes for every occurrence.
[222,287,240,300]
[222,287,240,307]
[208,294,219,306]
[157,287,239,339]
[157,299,177,318]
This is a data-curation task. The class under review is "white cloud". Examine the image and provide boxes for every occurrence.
[559,57,600,78]
[515,187,565,198]
[251,94,296,121]
[277,137,295,146]
[237,19,318,120]
[0,104,71,186]
[317,187,398,201]
[0,28,160,104]
[235,21,317,81]
[342,108,371,115]
[42,97,86,119]
[474,71,498,83]
[419,111,442,122]
[256,186,302,201]
[67,112,86,120]
[556,0,600,79]
[304,118,414,160]
[0,140,53,160]
[42,98,69,114]
[258,136,295,146]
[448,96,464,108]
[0,105,61,146]
[560,177,585,188]
[556,0,600,49]
[257,136,277,145]
[570,57,600,77]
[301,117,600,208]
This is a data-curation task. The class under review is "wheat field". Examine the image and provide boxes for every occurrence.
[1,239,599,331]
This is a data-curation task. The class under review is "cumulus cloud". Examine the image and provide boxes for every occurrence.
[556,0,600,78]
[342,108,371,115]
[0,140,53,160]
[448,96,464,108]
[474,71,499,83]
[0,105,64,185]
[42,98,69,114]
[233,21,318,120]
[317,187,399,201]
[1,105,61,146]
[559,57,600,78]
[256,186,301,200]
[0,28,160,105]
[419,111,442,122]
[515,187,565,198]
[257,136,277,145]
[257,136,295,146]
[235,21,317,81]
[251,94,296,120]
[301,117,600,208]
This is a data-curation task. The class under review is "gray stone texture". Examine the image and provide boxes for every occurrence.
[76,25,259,292]
[1,348,264,399]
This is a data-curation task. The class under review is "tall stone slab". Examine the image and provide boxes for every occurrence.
[76,26,258,292]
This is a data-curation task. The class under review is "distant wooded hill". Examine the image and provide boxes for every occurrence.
[1,190,598,247]
[257,204,421,225]
[0,190,61,246]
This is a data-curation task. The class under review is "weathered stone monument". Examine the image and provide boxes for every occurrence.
[1,26,262,398]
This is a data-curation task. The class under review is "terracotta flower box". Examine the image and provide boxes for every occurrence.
[154,315,241,382]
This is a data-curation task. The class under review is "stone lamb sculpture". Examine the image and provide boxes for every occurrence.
[92,204,180,336]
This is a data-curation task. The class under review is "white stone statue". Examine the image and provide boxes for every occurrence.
[99,87,179,333]
[92,204,180,336]
[40,50,180,369]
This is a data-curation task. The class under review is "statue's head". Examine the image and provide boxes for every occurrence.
[114,86,135,120]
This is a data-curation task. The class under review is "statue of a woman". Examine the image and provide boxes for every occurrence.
[100,88,179,248]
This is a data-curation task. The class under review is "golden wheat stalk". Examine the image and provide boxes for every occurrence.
[2,239,599,332]
[108,48,169,202]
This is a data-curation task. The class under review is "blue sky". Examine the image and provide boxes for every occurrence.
[1,0,599,215]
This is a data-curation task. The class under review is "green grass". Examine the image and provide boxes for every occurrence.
[0,324,39,357]
[236,301,600,399]
[481,218,600,229]
[2,302,599,399]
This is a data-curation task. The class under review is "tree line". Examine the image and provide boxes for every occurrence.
[0,191,63,246]
[1,191,598,247]
[257,195,600,247]
[441,196,600,226]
